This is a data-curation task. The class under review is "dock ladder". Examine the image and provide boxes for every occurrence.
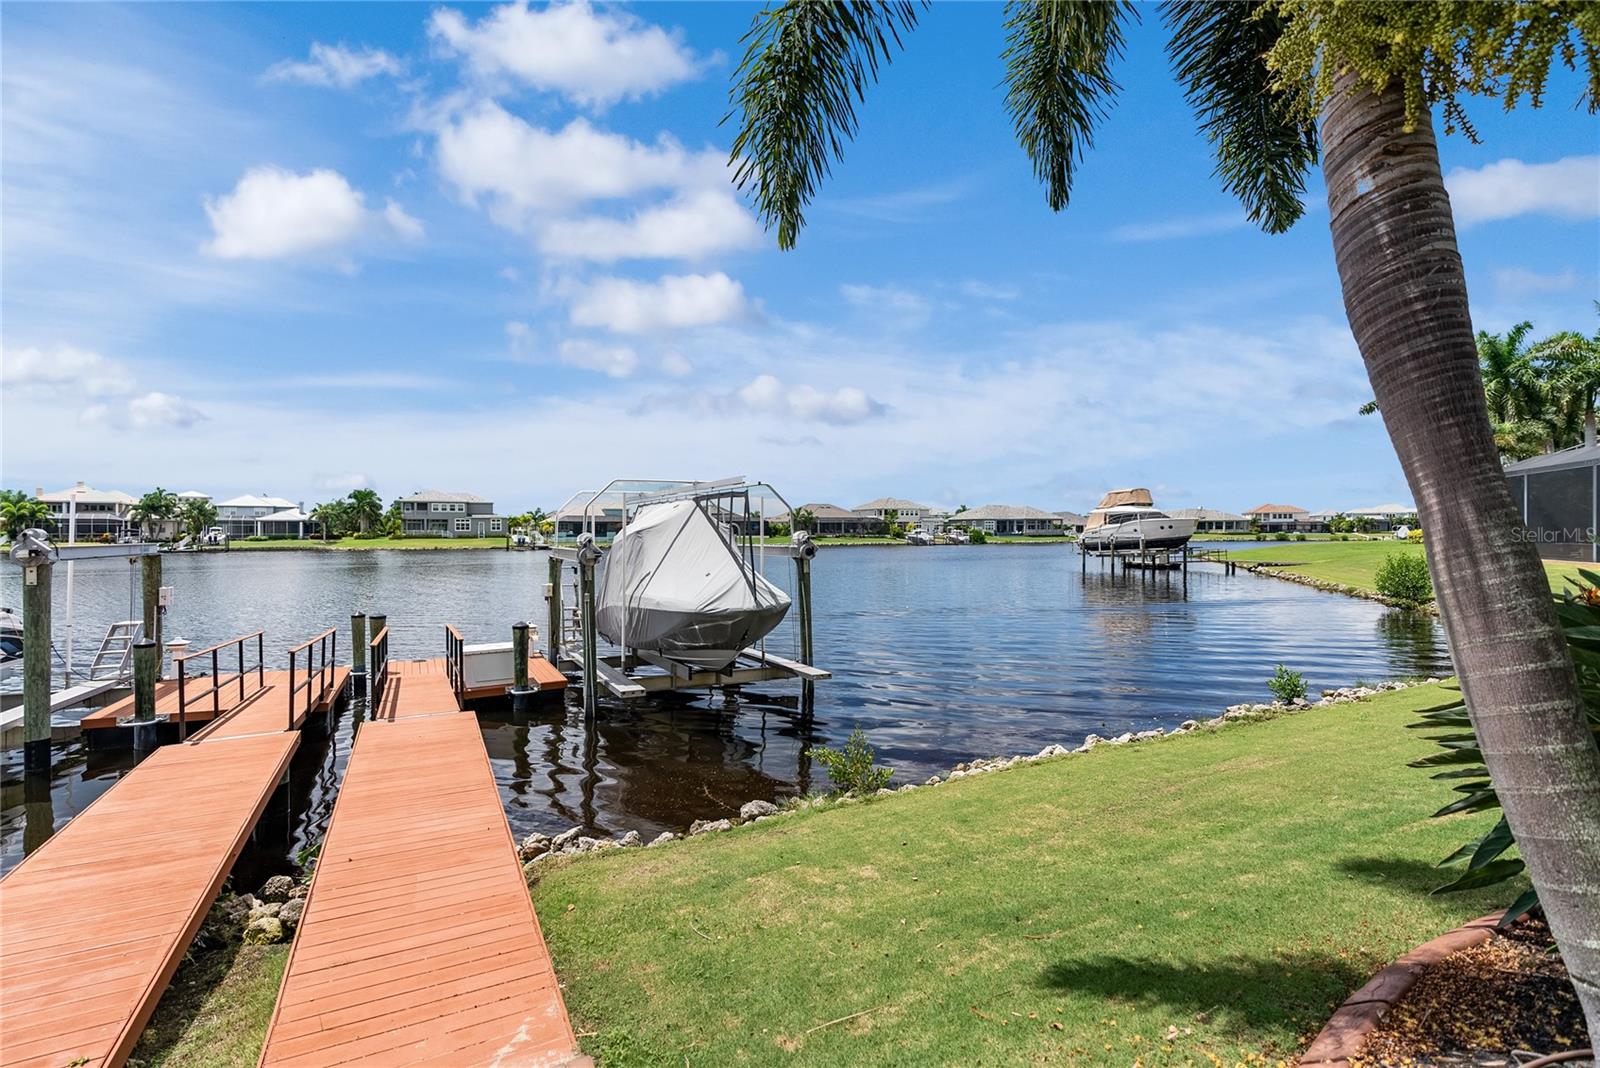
[87,620,143,680]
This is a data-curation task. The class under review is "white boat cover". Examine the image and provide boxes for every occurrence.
[597,500,791,673]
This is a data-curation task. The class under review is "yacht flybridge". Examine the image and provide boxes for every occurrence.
[1080,488,1197,554]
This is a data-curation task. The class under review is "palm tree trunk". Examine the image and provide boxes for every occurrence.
[1321,70,1600,1030]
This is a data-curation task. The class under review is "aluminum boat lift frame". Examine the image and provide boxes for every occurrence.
[545,477,830,718]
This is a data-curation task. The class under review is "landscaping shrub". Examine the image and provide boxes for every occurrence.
[1267,664,1307,703]
[968,529,987,544]
[1407,527,1424,543]
[1293,533,1307,541]
[1411,572,1600,920]
[1272,531,1290,541]
[807,729,894,795]
[1375,552,1433,606]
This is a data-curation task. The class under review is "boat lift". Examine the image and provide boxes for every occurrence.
[545,478,830,718]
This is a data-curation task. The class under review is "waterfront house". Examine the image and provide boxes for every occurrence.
[1054,511,1087,534]
[216,494,298,539]
[553,493,624,540]
[1169,507,1250,533]
[854,498,932,529]
[254,507,314,539]
[1506,440,1599,562]
[1243,503,1311,533]
[397,490,505,537]
[952,504,1061,536]
[36,482,137,539]
[774,503,883,536]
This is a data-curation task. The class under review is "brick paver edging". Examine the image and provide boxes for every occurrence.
[1298,911,1506,1068]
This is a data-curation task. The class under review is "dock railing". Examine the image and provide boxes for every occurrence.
[444,624,465,705]
[287,626,338,731]
[176,630,266,741]
[369,625,390,707]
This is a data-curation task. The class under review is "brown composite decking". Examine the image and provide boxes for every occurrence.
[81,667,349,737]
[191,667,350,743]
[258,709,582,1067]
[0,731,300,1068]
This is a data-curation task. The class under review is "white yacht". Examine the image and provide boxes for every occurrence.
[1080,488,1197,553]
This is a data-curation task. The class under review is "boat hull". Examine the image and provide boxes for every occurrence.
[1080,517,1197,554]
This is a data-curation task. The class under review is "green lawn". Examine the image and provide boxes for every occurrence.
[134,944,288,1066]
[1226,540,1580,597]
[532,684,1507,1067]
[225,536,510,551]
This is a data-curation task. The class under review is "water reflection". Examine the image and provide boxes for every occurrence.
[1,546,1451,875]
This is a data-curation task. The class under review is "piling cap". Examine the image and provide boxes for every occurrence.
[133,638,157,648]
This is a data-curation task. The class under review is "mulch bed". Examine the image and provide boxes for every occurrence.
[1354,919,1591,1068]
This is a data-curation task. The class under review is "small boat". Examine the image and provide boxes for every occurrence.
[596,499,791,673]
[0,607,22,663]
[1080,488,1196,553]
[905,529,934,546]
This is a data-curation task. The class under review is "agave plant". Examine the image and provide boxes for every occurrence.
[1412,572,1600,924]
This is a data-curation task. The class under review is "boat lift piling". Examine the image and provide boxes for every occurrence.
[6,530,163,771]
[350,612,367,694]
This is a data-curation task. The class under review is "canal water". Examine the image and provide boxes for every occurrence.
[0,545,1449,878]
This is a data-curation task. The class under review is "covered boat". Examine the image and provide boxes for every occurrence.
[1080,488,1197,553]
[596,499,791,673]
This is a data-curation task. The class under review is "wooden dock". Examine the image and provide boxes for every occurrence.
[0,731,300,1068]
[81,667,349,741]
[260,685,583,1065]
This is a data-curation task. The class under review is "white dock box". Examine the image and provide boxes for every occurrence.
[457,625,540,693]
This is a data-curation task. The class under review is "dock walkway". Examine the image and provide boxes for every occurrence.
[0,731,300,1068]
[260,664,582,1066]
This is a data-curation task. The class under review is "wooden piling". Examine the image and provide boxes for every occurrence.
[22,557,52,773]
[512,622,530,691]
[579,555,598,722]
[133,639,158,722]
[351,612,367,683]
[546,555,562,663]
[796,555,814,666]
[141,553,162,660]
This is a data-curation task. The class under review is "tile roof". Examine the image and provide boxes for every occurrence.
[1243,503,1307,515]
[854,497,930,511]
[217,494,296,509]
[396,489,493,503]
[1168,507,1246,521]
[40,484,138,505]
[954,504,1058,521]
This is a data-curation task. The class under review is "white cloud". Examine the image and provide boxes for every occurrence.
[539,190,761,262]
[434,103,727,222]
[569,272,749,333]
[736,374,883,425]
[1,344,133,396]
[313,473,370,492]
[1447,156,1600,226]
[660,350,694,377]
[81,391,205,430]
[203,167,423,259]
[429,1,702,107]
[1110,212,1248,242]
[1492,266,1581,298]
[559,338,638,378]
[265,43,401,88]
[960,280,1020,301]
[383,199,425,241]
[840,283,930,326]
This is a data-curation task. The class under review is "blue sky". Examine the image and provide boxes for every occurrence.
[3,2,1597,517]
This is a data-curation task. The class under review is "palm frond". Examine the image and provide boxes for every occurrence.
[728,1,925,250]
[1161,1,1317,233]
[1002,0,1135,212]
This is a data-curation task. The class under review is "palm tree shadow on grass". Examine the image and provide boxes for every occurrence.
[1039,952,1369,1036]
[1335,855,1453,895]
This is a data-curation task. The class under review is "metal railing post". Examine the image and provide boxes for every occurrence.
[238,638,246,704]
[212,648,220,718]
[178,659,188,741]
[288,649,297,732]
[257,632,264,688]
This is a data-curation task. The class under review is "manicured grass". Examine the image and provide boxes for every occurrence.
[225,536,509,551]
[134,944,288,1066]
[1228,540,1579,597]
[1227,540,1427,593]
[532,684,1507,1067]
